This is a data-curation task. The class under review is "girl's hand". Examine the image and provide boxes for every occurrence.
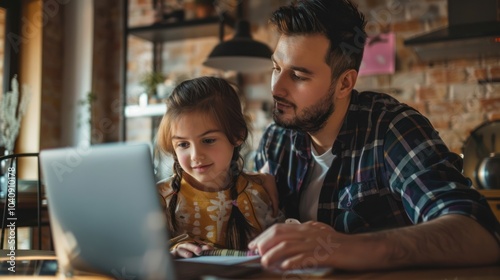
[171,242,214,258]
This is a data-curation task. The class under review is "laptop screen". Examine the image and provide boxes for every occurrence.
[40,143,175,279]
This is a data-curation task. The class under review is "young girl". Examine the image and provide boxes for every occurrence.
[156,76,284,258]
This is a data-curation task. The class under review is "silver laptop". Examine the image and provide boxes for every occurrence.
[40,142,261,280]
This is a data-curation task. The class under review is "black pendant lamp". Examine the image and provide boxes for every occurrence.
[203,20,273,73]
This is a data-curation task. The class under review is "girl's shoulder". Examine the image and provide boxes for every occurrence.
[238,173,286,227]
[238,173,272,201]
[242,172,272,187]
[240,173,264,187]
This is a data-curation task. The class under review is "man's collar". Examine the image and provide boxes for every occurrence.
[334,89,359,152]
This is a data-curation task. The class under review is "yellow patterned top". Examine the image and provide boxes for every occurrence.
[158,174,284,249]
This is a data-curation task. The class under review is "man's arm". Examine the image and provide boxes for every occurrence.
[248,214,499,271]
[350,214,499,270]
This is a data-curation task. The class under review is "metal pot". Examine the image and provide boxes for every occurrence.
[466,122,500,189]
[477,153,500,189]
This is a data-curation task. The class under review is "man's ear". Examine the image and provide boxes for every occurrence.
[336,69,358,99]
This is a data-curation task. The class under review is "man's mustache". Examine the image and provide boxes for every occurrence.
[273,96,295,107]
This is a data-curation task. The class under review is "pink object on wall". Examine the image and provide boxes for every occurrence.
[358,32,396,76]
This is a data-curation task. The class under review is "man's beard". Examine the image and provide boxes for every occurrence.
[273,89,335,134]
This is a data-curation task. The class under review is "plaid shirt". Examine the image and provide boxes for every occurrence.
[255,90,500,241]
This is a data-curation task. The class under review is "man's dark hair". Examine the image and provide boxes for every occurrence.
[270,0,367,80]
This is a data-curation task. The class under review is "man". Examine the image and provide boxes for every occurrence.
[249,0,500,271]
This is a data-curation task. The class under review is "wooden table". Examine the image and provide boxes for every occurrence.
[1,251,499,279]
[256,265,500,279]
[4,266,500,279]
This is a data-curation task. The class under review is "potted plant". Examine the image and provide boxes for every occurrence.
[139,71,166,99]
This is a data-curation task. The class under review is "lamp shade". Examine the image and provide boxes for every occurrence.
[203,20,273,73]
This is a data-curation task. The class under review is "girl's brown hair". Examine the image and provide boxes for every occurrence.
[157,76,255,249]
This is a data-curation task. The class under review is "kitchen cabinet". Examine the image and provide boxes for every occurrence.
[122,0,232,141]
[479,190,500,222]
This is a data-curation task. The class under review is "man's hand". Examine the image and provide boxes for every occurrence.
[248,221,342,270]
[248,215,500,271]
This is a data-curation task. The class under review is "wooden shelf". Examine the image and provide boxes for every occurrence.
[125,104,166,118]
[128,17,232,43]
[122,0,234,140]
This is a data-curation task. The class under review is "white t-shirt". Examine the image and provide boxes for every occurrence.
[298,144,335,222]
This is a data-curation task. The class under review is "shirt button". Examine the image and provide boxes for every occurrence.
[346,201,351,207]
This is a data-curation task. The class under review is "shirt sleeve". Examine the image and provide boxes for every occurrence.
[383,109,500,243]
[243,180,286,231]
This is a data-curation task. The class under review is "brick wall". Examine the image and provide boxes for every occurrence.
[127,0,500,155]
[39,0,124,147]
[40,0,65,149]
[125,0,279,144]
[91,0,123,143]
[355,0,500,154]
